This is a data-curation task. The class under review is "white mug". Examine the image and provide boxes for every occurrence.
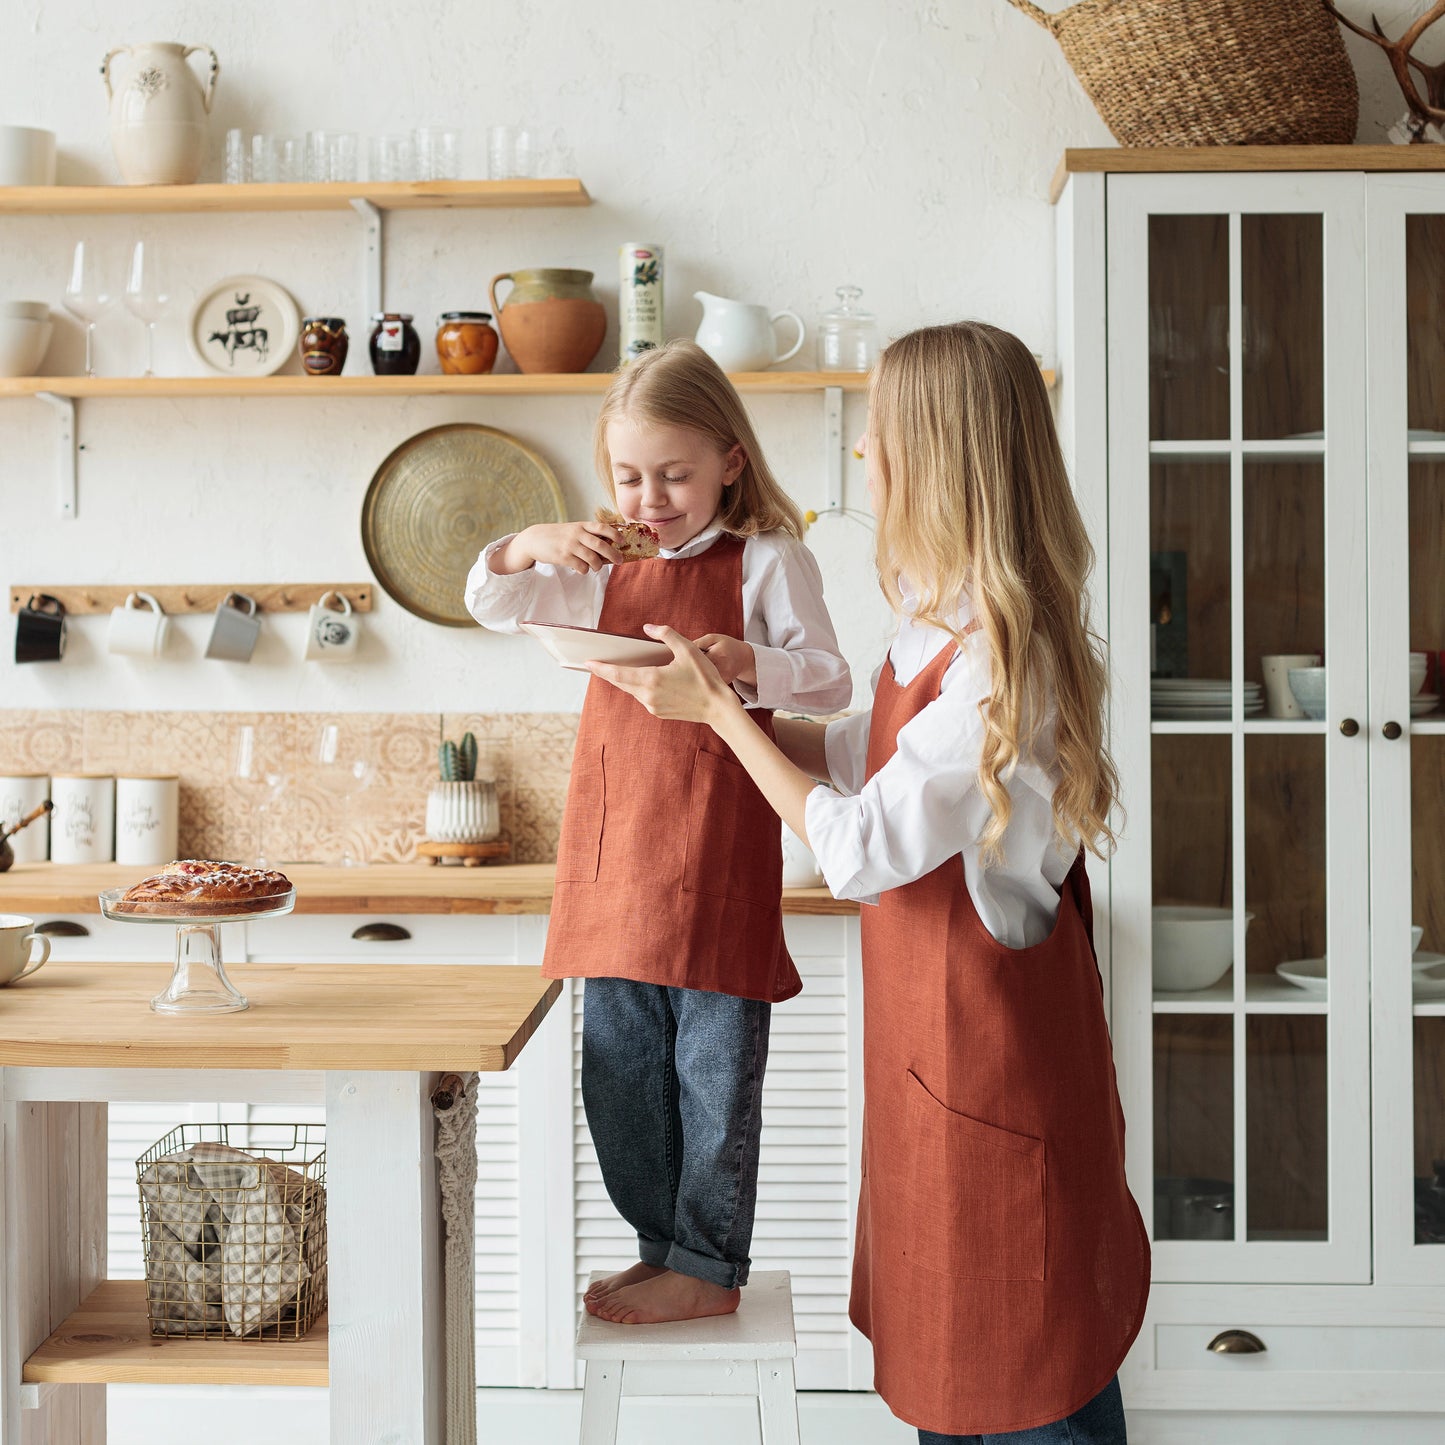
[116,775,179,867]
[49,775,115,864]
[1261,653,1323,719]
[0,775,50,863]
[304,591,359,661]
[108,591,169,658]
[0,915,51,986]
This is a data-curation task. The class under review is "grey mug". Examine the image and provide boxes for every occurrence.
[205,592,260,662]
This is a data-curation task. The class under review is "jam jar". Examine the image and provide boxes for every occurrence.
[368,312,421,375]
[299,317,349,376]
[435,311,499,375]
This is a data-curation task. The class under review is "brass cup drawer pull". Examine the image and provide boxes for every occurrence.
[1382,720,1403,740]
[35,920,90,937]
[350,922,412,942]
[1207,1329,1267,1355]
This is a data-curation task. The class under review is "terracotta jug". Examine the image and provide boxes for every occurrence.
[489,269,606,374]
[101,41,220,185]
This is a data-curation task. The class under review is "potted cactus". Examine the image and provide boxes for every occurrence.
[425,731,500,843]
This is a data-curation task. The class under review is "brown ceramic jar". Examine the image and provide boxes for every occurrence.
[435,312,499,375]
[299,317,349,376]
[489,269,607,374]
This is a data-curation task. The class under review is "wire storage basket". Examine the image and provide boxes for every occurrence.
[137,1122,327,1340]
[1003,0,1359,147]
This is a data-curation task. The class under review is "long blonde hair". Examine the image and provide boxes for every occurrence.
[870,322,1119,863]
[594,340,804,539]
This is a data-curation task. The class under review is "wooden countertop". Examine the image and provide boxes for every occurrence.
[0,861,857,916]
[0,962,560,1072]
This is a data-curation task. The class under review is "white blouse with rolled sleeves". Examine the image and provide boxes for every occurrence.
[465,525,852,715]
[804,589,1076,949]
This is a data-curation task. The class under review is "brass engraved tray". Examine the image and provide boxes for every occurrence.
[361,423,566,627]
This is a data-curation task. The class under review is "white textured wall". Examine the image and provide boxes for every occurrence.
[0,0,1412,714]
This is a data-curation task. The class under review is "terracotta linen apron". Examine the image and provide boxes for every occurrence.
[850,640,1150,1436]
[543,534,801,1003]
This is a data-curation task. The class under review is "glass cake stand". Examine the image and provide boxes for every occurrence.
[98,887,295,1014]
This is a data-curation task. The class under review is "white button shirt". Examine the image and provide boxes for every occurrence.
[804,590,1075,948]
[465,526,852,715]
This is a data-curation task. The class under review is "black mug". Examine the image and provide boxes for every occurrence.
[15,594,67,664]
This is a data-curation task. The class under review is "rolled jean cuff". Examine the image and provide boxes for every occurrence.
[637,1236,671,1268]
[665,1241,747,1289]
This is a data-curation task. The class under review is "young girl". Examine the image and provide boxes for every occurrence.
[593,322,1149,1441]
[465,339,850,1326]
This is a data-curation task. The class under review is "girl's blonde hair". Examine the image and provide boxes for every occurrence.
[870,321,1120,863]
[594,340,805,539]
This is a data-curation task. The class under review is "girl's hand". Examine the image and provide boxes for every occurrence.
[497,521,622,576]
[587,625,742,726]
[692,633,757,687]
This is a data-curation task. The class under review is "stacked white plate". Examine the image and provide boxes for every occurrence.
[1152,678,1264,719]
[1410,692,1439,718]
[1276,952,1445,1000]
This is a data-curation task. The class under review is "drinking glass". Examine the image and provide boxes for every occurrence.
[415,126,459,181]
[305,130,331,183]
[369,133,416,183]
[328,131,358,183]
[230,725,288,868]
[275,135,304,184]
[62,241,111,378]
[223,127,247,183]
[315,722,375,866]
[250,133,274,183]
[123,241,170,377]
[488,124,535,180]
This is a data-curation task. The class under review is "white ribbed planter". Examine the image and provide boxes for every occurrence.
[425,780,500,843]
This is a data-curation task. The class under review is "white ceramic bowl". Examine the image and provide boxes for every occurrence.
[1413,924,1426,954]
[0,125,56,186]
[0,312,53,377]
[1409,653,1429,697]
[1287,666,1327,720]
[520,619,672,672]
[1152,905,1252,992]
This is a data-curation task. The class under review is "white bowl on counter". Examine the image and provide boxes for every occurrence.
[0,301,54,377]
[1153,905,1253,992]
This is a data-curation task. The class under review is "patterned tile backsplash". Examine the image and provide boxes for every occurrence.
[0,710,580,865]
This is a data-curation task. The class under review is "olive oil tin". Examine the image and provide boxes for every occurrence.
[619,242,664,363]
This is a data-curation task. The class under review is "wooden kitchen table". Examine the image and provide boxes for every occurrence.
[0,960,560,1445]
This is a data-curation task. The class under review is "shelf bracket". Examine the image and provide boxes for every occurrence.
[36,391,77,520]
[823,385,844,514]
[350,197,383,319]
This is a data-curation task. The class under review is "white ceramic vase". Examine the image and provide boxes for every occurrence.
[102,42,219,186]
[425,781,500,844]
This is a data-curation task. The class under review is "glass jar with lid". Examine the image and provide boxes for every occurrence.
[816,285,879,373]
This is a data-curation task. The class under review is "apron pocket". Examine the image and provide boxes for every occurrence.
[901,1069,1045,1282]
[682,749,782,909]
[555,744,606,883]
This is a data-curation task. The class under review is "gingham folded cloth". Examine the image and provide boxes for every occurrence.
[140,1141,325,1337]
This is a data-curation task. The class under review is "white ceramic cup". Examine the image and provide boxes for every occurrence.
[49,775,115,864]
[0,126,56,185]
[116,775,179,867]
[1261,653,1322,719]
[304,591,359,661]
[0,916,50,986]
[0,774,50,863]
[108,591,169,658]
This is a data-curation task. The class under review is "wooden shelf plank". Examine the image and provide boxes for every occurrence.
[24,1280,327,1386]
[0,178,590,215]
[8,583,373,616]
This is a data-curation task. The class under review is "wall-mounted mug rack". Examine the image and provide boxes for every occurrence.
[8,584,374,615]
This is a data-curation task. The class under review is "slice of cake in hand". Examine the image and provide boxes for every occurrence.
[596,508,661,562]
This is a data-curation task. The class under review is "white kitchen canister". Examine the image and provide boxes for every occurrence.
[116,774,179,866]
[50,775,116,864]
[0,774,50,863]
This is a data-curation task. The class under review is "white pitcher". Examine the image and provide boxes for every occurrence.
[101,42,220,186]
[693,291,806,372]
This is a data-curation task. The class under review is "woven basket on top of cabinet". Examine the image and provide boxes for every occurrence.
[1004,0,1359,147]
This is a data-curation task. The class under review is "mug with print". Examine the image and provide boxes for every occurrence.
[304,590,359,661]
[14,593,67,663]
[108,591,169,658]
[205,592,261,662]
[0,915,50,986]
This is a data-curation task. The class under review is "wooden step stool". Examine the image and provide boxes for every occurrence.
[575,1270,801,1444]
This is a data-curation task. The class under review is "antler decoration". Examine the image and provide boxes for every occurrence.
[1323,0,1445,127]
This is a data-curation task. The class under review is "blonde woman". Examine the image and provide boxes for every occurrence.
[593,322,1150,1442]
[465,340,850,1326]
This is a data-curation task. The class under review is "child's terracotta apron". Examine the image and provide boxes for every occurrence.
[544,534,801,1003]
[850,640,1150,1435]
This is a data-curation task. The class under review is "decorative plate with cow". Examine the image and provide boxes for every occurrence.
[187,274,300,378]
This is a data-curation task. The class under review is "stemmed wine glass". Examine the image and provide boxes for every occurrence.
[230,725,289,867]
[315,722,375,867]
[124,241,170,378]
[62,241,111,378]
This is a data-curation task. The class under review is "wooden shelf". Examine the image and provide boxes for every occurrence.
[24,1280,326,1386]
[0,177,590,215]
[0,371,876,399]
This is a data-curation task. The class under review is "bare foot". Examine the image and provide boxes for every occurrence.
[584,1262,668,1304]
[589,1271,740,1325]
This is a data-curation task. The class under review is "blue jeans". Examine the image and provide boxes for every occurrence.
[918,1375,1127,1445]
[580,978,770,1290]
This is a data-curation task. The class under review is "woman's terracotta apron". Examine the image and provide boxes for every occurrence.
[851,640,1149,1436]
[543,534,801,1003]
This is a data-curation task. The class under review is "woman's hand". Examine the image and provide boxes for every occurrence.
[494,521,622,576]
[587,625,742,726]
[692,633,757,687]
